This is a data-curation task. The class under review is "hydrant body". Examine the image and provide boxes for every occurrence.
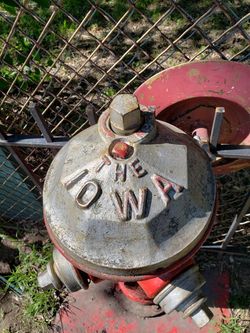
[41,93,216,328]
[43,101,215,278]
[38,60,250,332]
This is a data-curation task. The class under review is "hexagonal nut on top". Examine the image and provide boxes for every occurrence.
[109,94,142,135]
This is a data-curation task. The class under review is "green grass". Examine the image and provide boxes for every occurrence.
[221,318,243,333]
[103,86,117,97]
[220,293,250,332]
[2,0,248,93]
[6,241,60,327]
[0,0,165,90]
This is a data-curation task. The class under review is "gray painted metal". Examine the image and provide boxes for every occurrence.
[0,130,42,192]
[217,147,250,159]
[53,247,89,292]
[210,107,225,149]
[29,102,53,143]
[38,247,88,292]
[38,260,62,290]
[153,265,213,328]
[0,135,68,148]
[109,94,142,135]
[43,101,215,277]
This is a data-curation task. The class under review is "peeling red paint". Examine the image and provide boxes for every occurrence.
[54,268,230,333]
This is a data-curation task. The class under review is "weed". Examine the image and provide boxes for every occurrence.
[221,317,243,333]
[103,86,117,97]
[221,295,250,333]
[6,241,60,327]
[132,59,144,70]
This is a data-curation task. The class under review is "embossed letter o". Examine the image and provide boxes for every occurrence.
[76,181,102,209]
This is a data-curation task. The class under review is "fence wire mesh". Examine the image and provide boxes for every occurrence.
[0,0,249,251]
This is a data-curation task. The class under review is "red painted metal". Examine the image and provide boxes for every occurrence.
[118,282,152,305]
[134,60,250,174]
[138,258,194,299]
[53,269,231,333]
[111,141,131,159]
[192,127,209,142]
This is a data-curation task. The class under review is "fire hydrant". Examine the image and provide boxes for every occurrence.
[38,93,216,328]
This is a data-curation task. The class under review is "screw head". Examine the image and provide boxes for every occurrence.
[109,94,141,135]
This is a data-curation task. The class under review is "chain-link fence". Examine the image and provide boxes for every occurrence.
[0,0,249,250]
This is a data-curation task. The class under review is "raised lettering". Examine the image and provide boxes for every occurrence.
[115,163,127,182]
[95,155,111,173]
[61,167,88,189]
[129,159,147,178]
[61,168,102,209]
[111,188,148,221]
[76,180,102,209]
[151,174,183,206]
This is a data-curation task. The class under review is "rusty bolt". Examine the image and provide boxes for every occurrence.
[109,94,142,135]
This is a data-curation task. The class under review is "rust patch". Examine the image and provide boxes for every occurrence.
[207,89,224,95]
[232,72,241,85]
[197,75,209,84]
[188,68,200,77]
[139,93,144,100]
[188,68,208,84]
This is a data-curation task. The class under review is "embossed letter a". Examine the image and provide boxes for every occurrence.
[151,174,182,207]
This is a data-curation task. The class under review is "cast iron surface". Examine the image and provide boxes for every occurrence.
[43,109,215,277]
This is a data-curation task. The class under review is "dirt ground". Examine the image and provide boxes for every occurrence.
[198,252,250,332]
[229,257,250,332]
[0,226,51,333]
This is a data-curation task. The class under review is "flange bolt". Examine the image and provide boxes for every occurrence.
[153,265,213,328]
[109,94,142,135]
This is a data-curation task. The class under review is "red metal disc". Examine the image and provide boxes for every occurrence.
[134,61,250,174]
